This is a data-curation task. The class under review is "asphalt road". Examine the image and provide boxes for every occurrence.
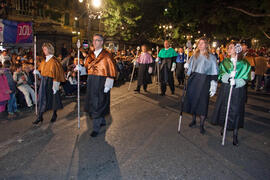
[0,81,269,180]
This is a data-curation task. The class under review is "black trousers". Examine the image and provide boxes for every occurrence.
[161,71,175,94]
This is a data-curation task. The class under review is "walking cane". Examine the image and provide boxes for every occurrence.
[221,44,242,146]
[178,47,189,133]
[34,36,37,115]
[156,46,160,94]
[128,46,140,91]
[76,40,81,129]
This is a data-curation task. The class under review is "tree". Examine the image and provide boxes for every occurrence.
[102,0,142,41]
[102,0,270,46]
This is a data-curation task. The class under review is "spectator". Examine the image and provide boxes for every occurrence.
[254,53,268,91]
[3,60,18,117]
[0,50,11,65]
[13,64,36,108]
[61,43,68,59]
[0,68,10,113]
[23,64,34,87]
[264,60,270,92]
[0,1,8,19]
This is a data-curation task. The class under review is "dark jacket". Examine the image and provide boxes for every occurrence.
[4,68,16,93]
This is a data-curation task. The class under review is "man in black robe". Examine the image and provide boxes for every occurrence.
[84,34,117,137]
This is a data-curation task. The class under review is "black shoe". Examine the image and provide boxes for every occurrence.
[200,125,205,134]
[171,91,175,95]
[50,114,57,123]
[233,135,238,146]
[159,93,165,96]
[134,89,140,93]
[27,105,34,111]
[143,89,147,92]
[100,123,106,127]
[90,131,98,137]
[188,121,196,127]
[33,117,43,125]
[220,128,223,136]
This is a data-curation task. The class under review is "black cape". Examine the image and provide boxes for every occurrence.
[211,83,246,130]
[137,63,152,86]
[183,72,217,116]
[38,76,63,113]
[84,75,110,118]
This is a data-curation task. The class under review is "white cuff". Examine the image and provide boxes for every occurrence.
[171,63,176,72]
[209,80,217,97]
[184,63,189,69]
[104,78,114,90]
[53,81,60,94]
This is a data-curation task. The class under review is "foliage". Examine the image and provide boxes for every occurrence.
[102,0,270,45]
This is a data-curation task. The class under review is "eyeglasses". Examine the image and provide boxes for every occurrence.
[93,39,103,42]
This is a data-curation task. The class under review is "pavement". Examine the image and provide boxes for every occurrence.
[0,81,269,180]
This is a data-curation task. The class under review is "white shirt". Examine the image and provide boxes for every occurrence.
[45,55,54,62]
[0,54,10,64]
[94,48,103,58]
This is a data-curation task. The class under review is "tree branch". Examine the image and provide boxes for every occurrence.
[227,6,270,17]
[261,29,270,40]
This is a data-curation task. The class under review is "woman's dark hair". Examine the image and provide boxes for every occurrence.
[226,41,244,60]
[3,60,11,68]
[14,63,22,70]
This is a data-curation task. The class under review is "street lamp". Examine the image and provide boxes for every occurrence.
[92,0,101,8]
[79,0,83,3]
[212,41,217,48]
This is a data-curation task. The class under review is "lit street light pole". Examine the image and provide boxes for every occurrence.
[86,0,102,41]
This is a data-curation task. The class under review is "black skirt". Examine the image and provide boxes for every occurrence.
[84,75,110,119]
[137,64,152,86]
[38,76,63,113]
[183,72,214,116]
[211,83,246,130]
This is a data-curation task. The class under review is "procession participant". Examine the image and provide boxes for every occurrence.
[157,40,178,95]
[84,34,116,137]
[175,47,186,86]
[134,45,153,93]
[32,43,66,125]
[211,41,251,146]
[183,37,218,134]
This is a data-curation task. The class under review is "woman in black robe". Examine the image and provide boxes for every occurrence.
[211,41,251,146]
[183,37,218,134]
